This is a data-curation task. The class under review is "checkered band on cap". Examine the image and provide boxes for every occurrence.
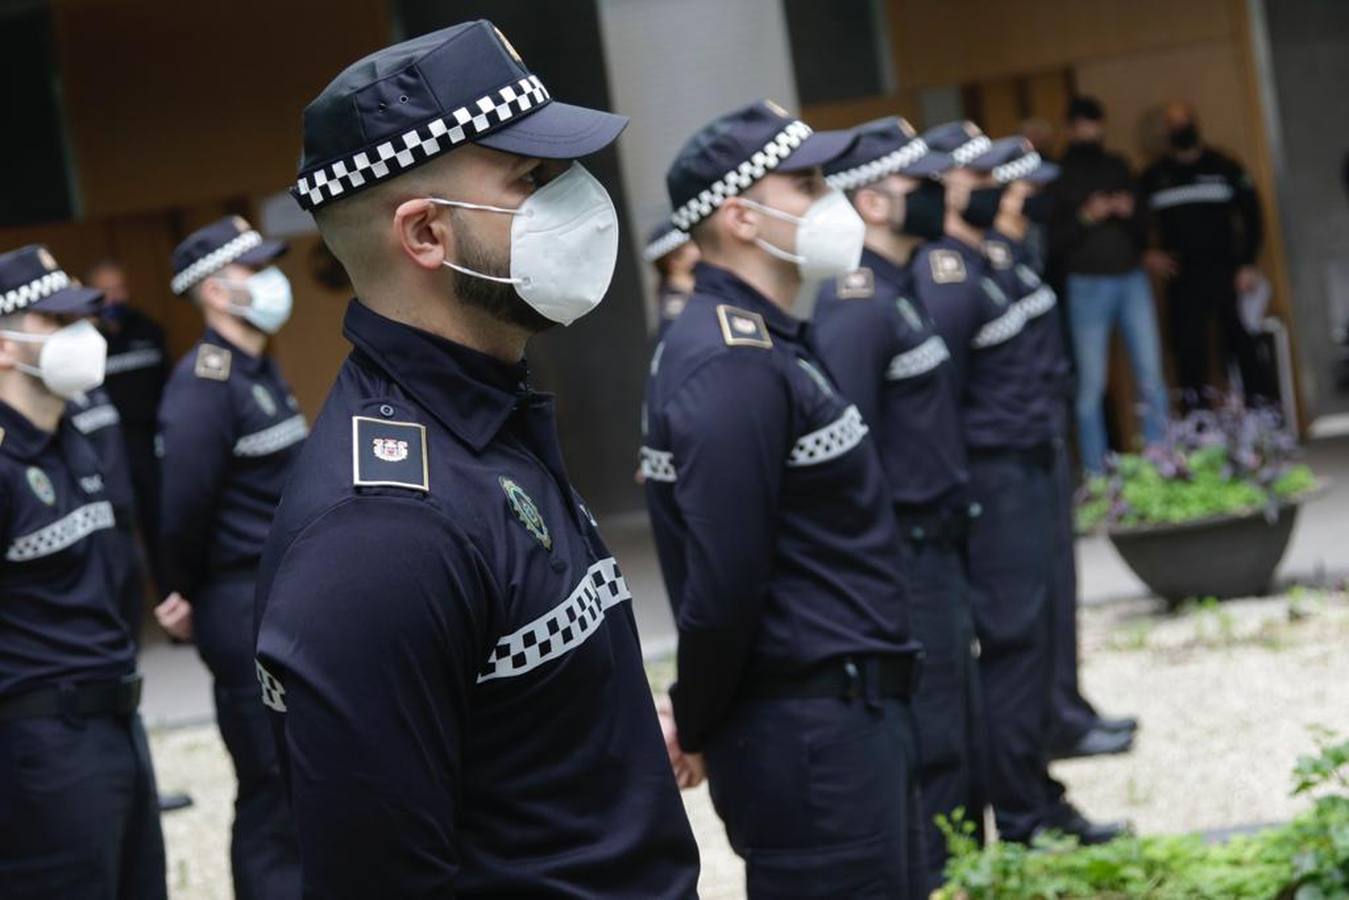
[951,134,993,165]
[294,75,550,212]
[826,138,931,191]
[671,120,813,231]
[171,230,263,295]
[992,151,1042,184]
[0,268,72,315]
[641,228,691,263]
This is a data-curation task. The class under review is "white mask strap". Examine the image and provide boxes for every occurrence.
[427,197,528,217]
[0,330,49,344]
[736,197,805,225]
[754,238,805,266]
[441,260,523,285]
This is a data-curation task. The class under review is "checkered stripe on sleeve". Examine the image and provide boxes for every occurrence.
[1016,285,1057,322]
[294,75,551,212]
[991,151,1041,184]
[71,403,122,435]
[1149,182,1234,210]
[972,304,1027,349]
[787,404,869,467]
[951,135,992,165]
[477,556,631,682]
[886,335,950,380]
[233,414,309,457]
[6,501,116,562]
[670,120,814,231]
[0,269,72,315]
[826,139,931,191]
[170,231,263,295]
[638,446,676,482]
[255,661,287,713]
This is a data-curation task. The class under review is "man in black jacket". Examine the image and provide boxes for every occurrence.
[1141,102,1276,409]
[1048,97,1169,475]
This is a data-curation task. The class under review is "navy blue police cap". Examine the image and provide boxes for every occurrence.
[642,220,690,264]
[171,216,288,296]
[920,121,992,166]
[967,136,1061,185]
[666,100,858,232]
[824,116,953,191]
[294,20,628,212]
[0,245,102,317]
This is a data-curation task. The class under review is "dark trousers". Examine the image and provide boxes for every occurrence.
[1047,427,1098,747]
[123,424,160,585]
[1167,264,1277,409]
[197,576,301,900]
[704,695,925,898]
[895,516,986,890]
[0,712,166,899]
[966,450,1056,841]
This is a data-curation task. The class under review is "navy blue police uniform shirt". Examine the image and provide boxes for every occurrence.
[985,230,1070,437]
[814,248,969,510]
[641,262,920,753]
[914,236,1040,450]
[158,328,308,596]
[253,300,700,898]
[0,400,136,699]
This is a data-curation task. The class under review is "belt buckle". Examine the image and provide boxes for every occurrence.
[842,658,862,701]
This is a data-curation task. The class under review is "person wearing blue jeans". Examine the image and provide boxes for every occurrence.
[1067,268,1169,473]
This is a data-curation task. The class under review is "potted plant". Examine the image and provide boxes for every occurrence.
[1076,399,1321,605]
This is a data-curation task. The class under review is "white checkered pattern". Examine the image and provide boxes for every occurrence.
[639,446,676,482]
[1149,182,1234,210]
[642,228,691,263]
[991,151,1041,184]
[951,135,992,165]
[104,348,164,375]
[477,556,631,683]
[256,661,287,713]
[171,231,263,295]
[788,405,869,467]
[71,403,121,435]
[0,269,72,315]
[826,139,931,191]
[972,304,1027,349]
[6,501,115,562]
[1016,285,1057,322]
[233,415,308,457]
[295,76,550,211]
[670,120,814,230]
[886,335,950,381]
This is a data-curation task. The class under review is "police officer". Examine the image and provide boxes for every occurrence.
[642,100,925,896]
[812,116,985,888]
[916,122,1124,845]
[974,137,1139,763]
[87,260,168,573]
[254,22,700,896]
[0,245,166,899]
[1141,101,1276,408]
[158,215,303,898]
[643,220,700,339]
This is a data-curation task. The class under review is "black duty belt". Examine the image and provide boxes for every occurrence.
[893,501,980,545]
[743,654,923,702]
[969,440,1056,470]
[0,673,143,722]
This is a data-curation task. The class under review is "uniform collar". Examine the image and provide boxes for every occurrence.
[692,262,808,342]
[343,299,529,453]
[860,247,910,291]
[0,399,58,460]
[935,233,986,264]
[203,327,267,376]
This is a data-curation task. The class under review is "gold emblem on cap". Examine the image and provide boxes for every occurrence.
[232,215,249,233]
[37,247,57,271]
[494,27,523,63]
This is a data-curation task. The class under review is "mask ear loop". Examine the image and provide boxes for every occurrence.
[426,197,531,286]
[0,330,49,382]
[734,197,807,265]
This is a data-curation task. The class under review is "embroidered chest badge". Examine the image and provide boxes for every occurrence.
[26,466,55,505]
[252,384,277,416]
[500,476,551,551]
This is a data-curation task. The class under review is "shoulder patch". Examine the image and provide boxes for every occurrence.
[929,249,966,284]
[836,267,875,299]
[983,240,1013,270]
[351,416,429,491]
[194,343,232,381]
[716,304,772,349]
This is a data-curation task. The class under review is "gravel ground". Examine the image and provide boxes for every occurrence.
[150,586,1349,899]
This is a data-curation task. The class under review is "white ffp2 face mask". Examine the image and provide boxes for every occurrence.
[2,319,107,399]
[741,188,866,280]
[219,266,294,335]
[428,163,619,327]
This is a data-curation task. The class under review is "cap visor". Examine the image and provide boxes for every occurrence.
[31,285,103,317]
[235,238,289,269]
[475,101,629,160]
[777,128,858,173]
[900,151,954,178]
[1025,161,1061,184]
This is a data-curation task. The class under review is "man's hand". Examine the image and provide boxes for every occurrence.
[1078,192,1114,225]
[1144,249,1180,280]
[1235,265,1262,295]
[656,694,706,790]
[154,592,194,642]
[1109,191,1135,218]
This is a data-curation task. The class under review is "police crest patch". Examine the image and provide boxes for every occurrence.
[500,477,551,551]
[352,416,428,491]
[716,304,772,349]
[252,384,277,416]
[26,466,54,505]
[929,249,966,284]
[194,343,232,381]
[837,267,874,299]
[984,240,1012,270]
[373,437,408,462]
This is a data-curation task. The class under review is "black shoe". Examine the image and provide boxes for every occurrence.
[1095,715,1138,734]
[158,792,194,813]
[1034,805,1131,846]
[1051,725,1135,761]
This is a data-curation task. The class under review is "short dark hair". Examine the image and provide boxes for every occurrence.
[1067,95,1104,123]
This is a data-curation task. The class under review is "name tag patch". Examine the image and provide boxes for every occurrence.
[352,416,428,491]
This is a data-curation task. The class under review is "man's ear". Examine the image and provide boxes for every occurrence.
[393,198,452,271]
[720,198,760,246]
[196,277,233,314]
